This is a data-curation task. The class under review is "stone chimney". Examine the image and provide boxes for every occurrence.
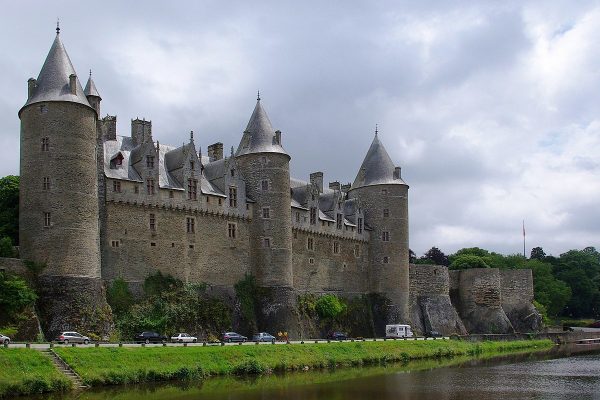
[208,142,223,162]
[131,118,152,144]
[394,167,401,180]
[69,74,77,95]
[27,78,36,99]
[329,181,341,191]
[341,183,351,192]
[310,172,323,193]
[100,115,117,141]
[274,130,282,145]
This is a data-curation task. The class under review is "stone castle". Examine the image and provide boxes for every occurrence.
[15,28,541,338]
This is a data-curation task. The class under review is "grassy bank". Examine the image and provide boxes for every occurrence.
[0,348,71,398]
[54,339,553,386]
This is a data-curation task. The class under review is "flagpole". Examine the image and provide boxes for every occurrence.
[522,220,526,258]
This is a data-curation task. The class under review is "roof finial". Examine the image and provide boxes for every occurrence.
[89,69,92,78]
[257,90,261,101]
[375,124,378,136]
[56,18,60,35]
[190,130,194,141]
[231,146,234,156]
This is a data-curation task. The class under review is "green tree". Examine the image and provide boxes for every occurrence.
[0,175,19,245]
[420,246,449,266]
[530,246,546,260]
[523,259,571,317]
[143,270,183,298]
[0,236,14,258]
[553,248,600,318]
[449,254,490,270]
[315,294,346,319]
[0,272,37,322]
[107,278,134,317]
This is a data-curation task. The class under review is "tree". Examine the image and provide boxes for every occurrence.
[530,247,546,260]
[0,175,19,245]
[449,254,490,270]
[107,278,134,317]
[421,246,449,266]
[0,272,37,323]
[315,294,346,319]
[409,249,416,263]
[0,236,14,258]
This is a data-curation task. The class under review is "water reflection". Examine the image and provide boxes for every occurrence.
[30,344,600,400]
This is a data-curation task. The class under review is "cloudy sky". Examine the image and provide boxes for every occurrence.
[1,1,599,257]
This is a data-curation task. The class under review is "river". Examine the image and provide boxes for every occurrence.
[29,344,600,400]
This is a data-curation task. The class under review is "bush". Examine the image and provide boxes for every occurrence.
[0,272,37,323]
[107,278,134,317]
[315,295,346,319]
[0,236,14,258]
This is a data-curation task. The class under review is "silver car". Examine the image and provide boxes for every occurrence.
[56,331,91,344]
[0,334,10,345]
[171,333,197,343]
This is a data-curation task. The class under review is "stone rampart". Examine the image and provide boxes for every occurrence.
[500,269,542,332]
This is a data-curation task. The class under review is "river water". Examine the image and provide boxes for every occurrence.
[32,344,600,400]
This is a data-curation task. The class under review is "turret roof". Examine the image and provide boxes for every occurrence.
[351,134,406,189]
[20,33,92,114]
[235,99,288,157]
[84,74,101,99]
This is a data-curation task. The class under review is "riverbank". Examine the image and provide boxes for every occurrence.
[0,339,553,397]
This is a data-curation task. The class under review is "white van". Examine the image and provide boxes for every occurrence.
[385,324,413,338]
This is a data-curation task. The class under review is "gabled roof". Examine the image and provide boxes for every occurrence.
[235,99,288,157]
[20,33,92,115]
[84,75,101,99]
[351,134,406,189]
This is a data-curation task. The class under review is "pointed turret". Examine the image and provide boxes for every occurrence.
[235,98,288,157]
[351,133,406,189]
[20,31,92,115]
[84,71,101,115]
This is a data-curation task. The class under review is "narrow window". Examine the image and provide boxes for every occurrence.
[149,213,156,231]
[262,207,270,219]
[134,185,139,194]
[40,104,48,114]
[261,156,267,164]
[230,169,235,177]
[43,177,50,190]
[206,196,210,203]
[333,241,340,254]
[189,160,194,170]
[187,179,198,200]
[383,256,389,264]
[113,180,121,193]
[218,198,222,206]
[309,258,315,264]
[383,208,389,218]
[382,231,390,242]
[354,244,360,257]
[146,179,155,195]
[150,242,156,247]
[44,212,51,227]
[357,218,363,234]
[169,190,174,198]
[336,213,343,230]
[229,187,237,207]
[295,212,300,223]
[307,237,314,251]
[261,179,269,191]
[293,231,297,239]
[111,240,119,248]
[228,223,236,238]
[263,237,271,248]
[41,137,49,151]
[186,217,195,233]
[146,155,155,168]
[310,207,317,225]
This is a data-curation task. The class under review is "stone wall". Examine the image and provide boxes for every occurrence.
[409,264,466,336]
[500,269,542,332]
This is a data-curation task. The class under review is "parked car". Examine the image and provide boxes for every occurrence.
[55,332,91,344]
[222,332,247,343]
[589,321,600,328]
[327,331,348,341]
[171,333,197,343]
[425,330,442,338]
[134,331,168,344]
[0,334,10,345]
[252,332,275,342]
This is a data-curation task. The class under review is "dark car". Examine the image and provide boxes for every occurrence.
[589,321,600,328]
[222,332,247,343]
[134,331,168,344]
[425,330,443,338]
[327,331,347,341]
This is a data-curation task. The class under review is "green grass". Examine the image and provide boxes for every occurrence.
[55,339,553,386]
[0,348,72,398]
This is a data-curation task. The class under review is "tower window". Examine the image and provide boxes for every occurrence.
[383,208,389,218]
[206,196,210,203]
[113,180,121,193]
[383,256,389,264]
[309,258,315,264]
[307,237,314,251]
[295,212,300,223]
[146,179,155,195]
[111,240,119,248]
[336,213,343,230]
[228,223,236,238]
[41,137,49,151]
[333,241,340,254]
[229,187,237,207]
[169,190,174,198]
[230,169,235,177]
[262,207,270,219]
[357,218,363,234]
[382,231,390,242]
[187,179,198,200]
[146,156,155,169]
[263,237,271,248]
[310,207,317,225]
[218,198,222,206]
[43,177,50,190]
[43,212,51,227]
[134,185,139,194]
[186,217,195,233]
[354,244,360,257]
[149,213,156,231]
[261,179,269,191]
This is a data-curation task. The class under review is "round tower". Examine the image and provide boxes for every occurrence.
[235,96,293,288]
[347,130,410,325]
[19,28,110,337]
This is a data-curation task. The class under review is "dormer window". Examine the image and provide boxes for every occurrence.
[110,153,124,169]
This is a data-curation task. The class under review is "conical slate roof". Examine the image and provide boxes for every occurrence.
[20,33,92,114]
[84,75,101,99]
[351,134,406,189]
[235,99,288,157]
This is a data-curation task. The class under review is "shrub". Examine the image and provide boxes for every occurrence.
[107,278,134,317]
[0,272,37,323]
[0,236,14,258]
[315,295,346,319]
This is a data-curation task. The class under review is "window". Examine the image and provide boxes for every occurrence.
[310,207,317,225]
[40,104,48,113]
[309,258,315,264]
[383,209,389,218]
[41,137,49,151]
[263,237,271,248]
[113,180,121,193]
[134,185,139,194]
[307,237,314,251]
[146,155,155,168]
[186,217,195,233]
[382,231,390,242]
[333,241,340,254]
[111,153,124,168]
[382,189,388,195]
[354,244,360,257]
[187,179,198,200]
[44,212,51,227]
[262,207,270,219]
[169,190,174,198]
[228,223,236,238]
[383,256,389,264]
[261,156,267,164]
[357,218,363,234]
[229,187,237,207]
[261,179,269,191]
[111,240,119,248]
[189,244,194,249]
[230,169,235,177]
[189,160,194,170]
[295,212,300,223]
[336,213,343,230]
[206,196,210,203]
[218,198,222,206]
[146,179,155,195]
[293,231,297,239]
[43,177,50,190]
[149,214,156,231]
[150,242,156,247]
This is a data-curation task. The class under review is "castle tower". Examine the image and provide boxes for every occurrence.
[84,71,101,115]
[347,130,410,324]
[19,28,110,337]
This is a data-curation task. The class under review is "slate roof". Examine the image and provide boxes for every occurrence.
[351,134,407,189]
[235,99,288,157]
[20,34,92,115]
[84,75,101,98]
